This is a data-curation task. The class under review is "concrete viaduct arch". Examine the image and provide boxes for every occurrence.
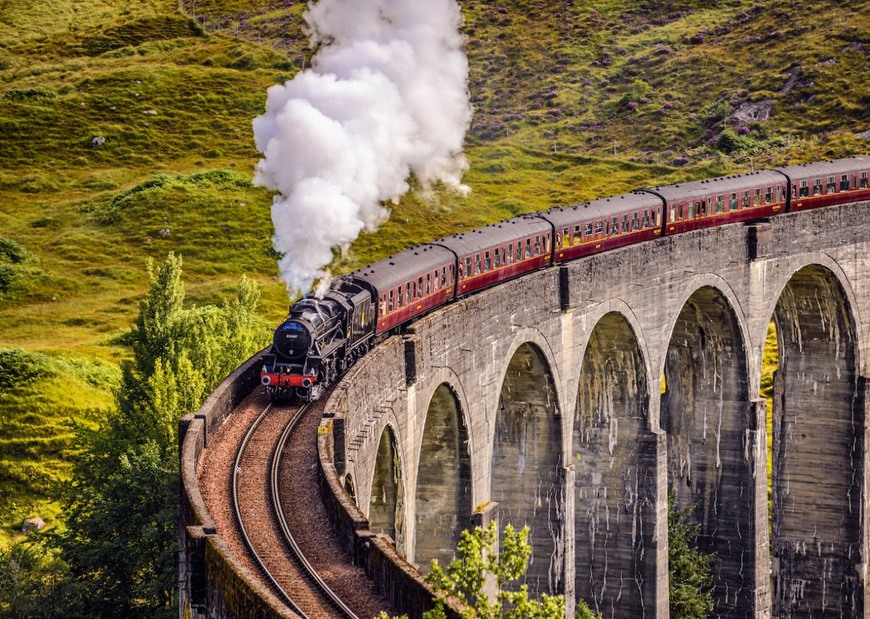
[325,202,870,618]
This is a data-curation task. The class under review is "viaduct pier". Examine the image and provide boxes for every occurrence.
[181,200,870,618]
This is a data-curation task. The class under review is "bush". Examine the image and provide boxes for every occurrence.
[2,88,56,101]
[0,237,34,264]
[0,349,54,390]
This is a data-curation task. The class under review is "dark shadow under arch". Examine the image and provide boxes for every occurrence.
[661,286,753,616]
[343,473,356,503]
[370,426,405,549]
[414,384,472,573]
[492,342,564,598]
[573,312,653,617]
[769,265,862,618]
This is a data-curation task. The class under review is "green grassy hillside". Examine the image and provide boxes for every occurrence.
[0,0,867,544]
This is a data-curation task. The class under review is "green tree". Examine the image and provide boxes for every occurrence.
[0,538,80,619]
[423,522,566,619]
[54,253,271,618]
[669,496,715,619]
[378,522,602,619]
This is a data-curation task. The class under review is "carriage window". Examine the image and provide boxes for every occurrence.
[418,277,423,298]
[474,255,481,275]
[484,251,491,271]
[544,235,550,252]
[669,205,676,222]
[507,246,513,264]
[380,296,387,315]
[861,172,868,189]
[631,213,639,231]
[611,217,619,235]
[840,175,850,191]
[688,203,695,218]
[534,237,541,256]
[398,285,404,308]
[643,210,651,227]
[754,189,762,205]
[742,191,750,208]
[426,273,431,294]
[765,187,773,203]
[594,221,603,235]
[813,179,823,196]
[516,242,523,261]
[656,208,662,225]
[622,215,630,232]
[434,270,439,289]
[716,196,724,213]
[584,223,592,237]
[494,249,501,268]
[570,226,578,244]
[525,239,532,258]
[443,267,447,284]
[729,193,738,211]
[464,257,471,278]
[828,177,837,193]
[388,290,394,312]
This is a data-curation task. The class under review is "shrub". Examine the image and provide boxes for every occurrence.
[2,88,56,101]
[0,237,34,264]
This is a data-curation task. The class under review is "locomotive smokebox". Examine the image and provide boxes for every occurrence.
[273,321,311,360]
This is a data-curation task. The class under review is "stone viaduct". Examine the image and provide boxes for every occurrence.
[180,200,870,619]
[323,201,869,618]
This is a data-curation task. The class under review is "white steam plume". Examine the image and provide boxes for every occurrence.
[253,0,472,297]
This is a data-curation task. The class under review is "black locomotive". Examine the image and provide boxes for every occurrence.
[261,156,870,401]
[261,279,374,401]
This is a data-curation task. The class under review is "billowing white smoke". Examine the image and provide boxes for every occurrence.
[253,0,472,297]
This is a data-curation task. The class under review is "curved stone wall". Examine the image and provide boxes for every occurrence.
[179,352,299,619]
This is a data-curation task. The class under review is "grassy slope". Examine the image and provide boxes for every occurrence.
[0,0,866,544]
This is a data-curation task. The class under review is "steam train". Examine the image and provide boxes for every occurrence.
[261,156,869,401]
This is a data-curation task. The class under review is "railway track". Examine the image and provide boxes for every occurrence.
[230,398,379,619]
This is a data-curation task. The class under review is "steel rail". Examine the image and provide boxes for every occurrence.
[232,401,309,618]
[271,405,360,619]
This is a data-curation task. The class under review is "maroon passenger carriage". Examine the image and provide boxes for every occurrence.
[351,243,456,335]
[644,169,788,234]
[434,215,552,297]
[777,157,870,212]
[540,192,664,262]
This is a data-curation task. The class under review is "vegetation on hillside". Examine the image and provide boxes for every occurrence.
[0,254,270,617]
[0,0,864,581]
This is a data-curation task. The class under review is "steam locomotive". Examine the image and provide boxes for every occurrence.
[261,156,869,401]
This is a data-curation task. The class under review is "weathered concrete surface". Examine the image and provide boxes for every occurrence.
[662,286,756,616]
[324,201,870,619]
[770,265,861,618]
